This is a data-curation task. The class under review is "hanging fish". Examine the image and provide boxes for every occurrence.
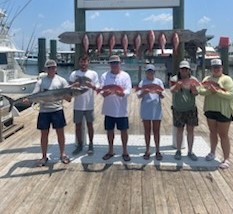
[109,34,116,56]
[159,33,167,55]
[147,30,155,54]
[82,34,89,54]
[172,32,179,55]
[96,33,103,55]
[134,34,142,57]
[121,34,128,56]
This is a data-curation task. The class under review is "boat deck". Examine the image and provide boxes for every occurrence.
[0,90,233,214]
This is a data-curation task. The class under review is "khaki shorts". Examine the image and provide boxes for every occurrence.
[172,107,198,127]
[73,110,94,124]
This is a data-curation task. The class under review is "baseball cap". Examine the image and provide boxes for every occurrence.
[179,60,190,69]
[44,59,57,68]
[108,55,121,63]
[211,59,222,66]
[145,64,156,71]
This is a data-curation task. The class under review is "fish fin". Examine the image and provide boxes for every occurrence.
[2,95,15,112]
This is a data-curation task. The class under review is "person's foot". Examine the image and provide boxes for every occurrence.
[205,153,215,161]
[102,153,115,160]
[155,152,163,161]
[219,160,230,169]
[122,153,131,162]
[187,152,198,161]
[72,143,83,155]
[174,150,182,160]
[37,157,48,167]
[87,143,94,155]
[60,155,70,164]
[143,152,150,160]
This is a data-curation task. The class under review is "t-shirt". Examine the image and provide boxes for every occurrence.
[100,70,132,117]
[69,69,99,110]
[33,75,69,112]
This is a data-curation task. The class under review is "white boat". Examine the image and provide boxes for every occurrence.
[16,52,38,66]
[0,10,38,94]
[228,44,233,65]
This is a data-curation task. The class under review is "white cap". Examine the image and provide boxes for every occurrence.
[145,64,156,71]
[211,59,222,66]
[44,59,57,68]
[108,55,121,63]
[179,60,190,69]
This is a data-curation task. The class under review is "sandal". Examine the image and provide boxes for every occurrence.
[102,153,115,160]
[219,160,230,169]
[155,152,163,161]
[122,154,131,162]
[37,157,48,167]
[60,155,70,164]
[143,152,150,160]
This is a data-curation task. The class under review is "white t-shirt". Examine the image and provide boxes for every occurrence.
[69,69,99,110]
[100,70,132,117]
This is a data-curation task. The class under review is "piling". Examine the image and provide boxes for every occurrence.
[38,38,47,72]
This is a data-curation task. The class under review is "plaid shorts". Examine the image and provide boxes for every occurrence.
[172,107,198,127]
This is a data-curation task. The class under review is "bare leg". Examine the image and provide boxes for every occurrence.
[40,129,49,159]
[206,118,218,154]
[121,129,129,155]
[87,122,94,143]
[56,128,66,157]
[75,123,83,144]
[107,130,114,154]
[186,125,194,153]
[143,120,151,154]
[152,120,161,152]
[176,127,184,151]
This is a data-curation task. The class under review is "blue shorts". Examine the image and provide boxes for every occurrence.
[104,116,129,130]
[37,110,66,130]
[204,111,232,122]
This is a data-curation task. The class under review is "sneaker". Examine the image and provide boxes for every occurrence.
[87,143,94,155]
[219,160,230,169]
[155,152,163,161]
[72,143,83,155]
[205,153,215,161]
[188,152,198,161]
[174,150,182,160]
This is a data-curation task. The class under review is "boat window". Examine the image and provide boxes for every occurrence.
[0,53,7,65]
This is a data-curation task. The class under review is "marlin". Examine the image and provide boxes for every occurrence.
[4,86,88,112]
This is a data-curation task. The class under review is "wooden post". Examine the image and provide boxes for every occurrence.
[50,40,57,61]
[38,38,47,72]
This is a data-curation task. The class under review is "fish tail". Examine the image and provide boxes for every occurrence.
[2,95,15,112]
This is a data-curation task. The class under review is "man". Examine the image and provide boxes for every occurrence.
[33,59,71,166]
[170,60,199,161]
[100,55,132,161]
[69,54,99,155]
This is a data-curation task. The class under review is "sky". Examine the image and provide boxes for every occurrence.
[0,0,232,51]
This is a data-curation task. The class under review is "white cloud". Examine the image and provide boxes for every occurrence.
[143,13,172,23]
[90,11,100,20]
[198,16,211,25]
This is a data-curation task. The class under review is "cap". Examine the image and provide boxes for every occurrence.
[145,64,156,71]
[211,59,222,66]
[108,55,121,63]
[179,60,190,69]
[44,59,57,68]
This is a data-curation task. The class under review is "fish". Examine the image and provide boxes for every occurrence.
[202,80,226,91]
[172,32,179,55]
[74,76,92,86]
[109,34,116,56]
[159,33,167,55]
[121,34,128,56]
[170,79,201,89]
[82,34,89,54]
[135,84,164,93]
[4,86,89,112]
[96,33,103,55]
[147,30,155,54]
[96,84,124,95]
[134,34,142,57]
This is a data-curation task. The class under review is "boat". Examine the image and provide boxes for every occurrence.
[56,50,75,66]
[16,52,38,66]
[228,44,233,65]
[0,10,38,94]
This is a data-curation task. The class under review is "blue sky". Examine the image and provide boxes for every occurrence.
[1,0,232,51]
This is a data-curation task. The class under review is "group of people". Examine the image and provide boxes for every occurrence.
[33,54,233,169]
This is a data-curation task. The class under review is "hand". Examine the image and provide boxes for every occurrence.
[102,89,112,97]
[71,82,80,88]
[190,85,198,94]
[85,81,95,89]
[142,88,150,95]
[22,98,30,104]
[208,84,218,93]
[174,81,182,91]
[115,90,125,97]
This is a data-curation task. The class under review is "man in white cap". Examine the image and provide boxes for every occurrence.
[170,60,199,161]
[32,59,71,166]
[100,55,132,162]
[199,58,233,169]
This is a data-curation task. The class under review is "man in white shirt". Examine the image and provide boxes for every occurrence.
[100,55,132,161]
[69,55,99,155]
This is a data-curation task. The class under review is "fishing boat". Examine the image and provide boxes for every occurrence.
[0,10,38,94]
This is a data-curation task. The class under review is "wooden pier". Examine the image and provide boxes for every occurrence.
[0,90,233,214]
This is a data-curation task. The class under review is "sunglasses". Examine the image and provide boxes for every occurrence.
[110,61,120,65]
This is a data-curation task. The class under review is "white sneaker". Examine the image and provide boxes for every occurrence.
[205,153,215,161]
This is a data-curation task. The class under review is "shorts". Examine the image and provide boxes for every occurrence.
[172,107,198,127]
[37,110,66,130]
[104,116,129,130]
[73,110,94,123]
[204,111,232,122]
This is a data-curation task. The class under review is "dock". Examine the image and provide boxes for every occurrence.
[0,90,233,214]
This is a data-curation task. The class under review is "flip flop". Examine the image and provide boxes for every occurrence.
[102,153,115,160]
[37,157,48,167]
[143,152,150,160]
[60,155,70,164]
[122,154,131,162]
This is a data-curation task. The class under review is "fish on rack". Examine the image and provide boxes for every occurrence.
[96,33,103,55]
[172,32,179,55]
[135,84,164,93]
[121,33,128,56]
[108,34,116,56]
[82,34,89,54]
[134,33,142,57]
[147,30,155,55]
[96,84,124,95]
[159,33,167,55]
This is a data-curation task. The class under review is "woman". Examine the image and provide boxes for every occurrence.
[199,59,233,169]
[137,64,164,160]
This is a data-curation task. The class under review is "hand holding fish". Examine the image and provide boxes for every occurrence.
[85,80,95,90]
[102,89,112,97]
[115,90,125,97]
[190,84,198,95]
[206,84,218,93]
[71,82,81,88]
